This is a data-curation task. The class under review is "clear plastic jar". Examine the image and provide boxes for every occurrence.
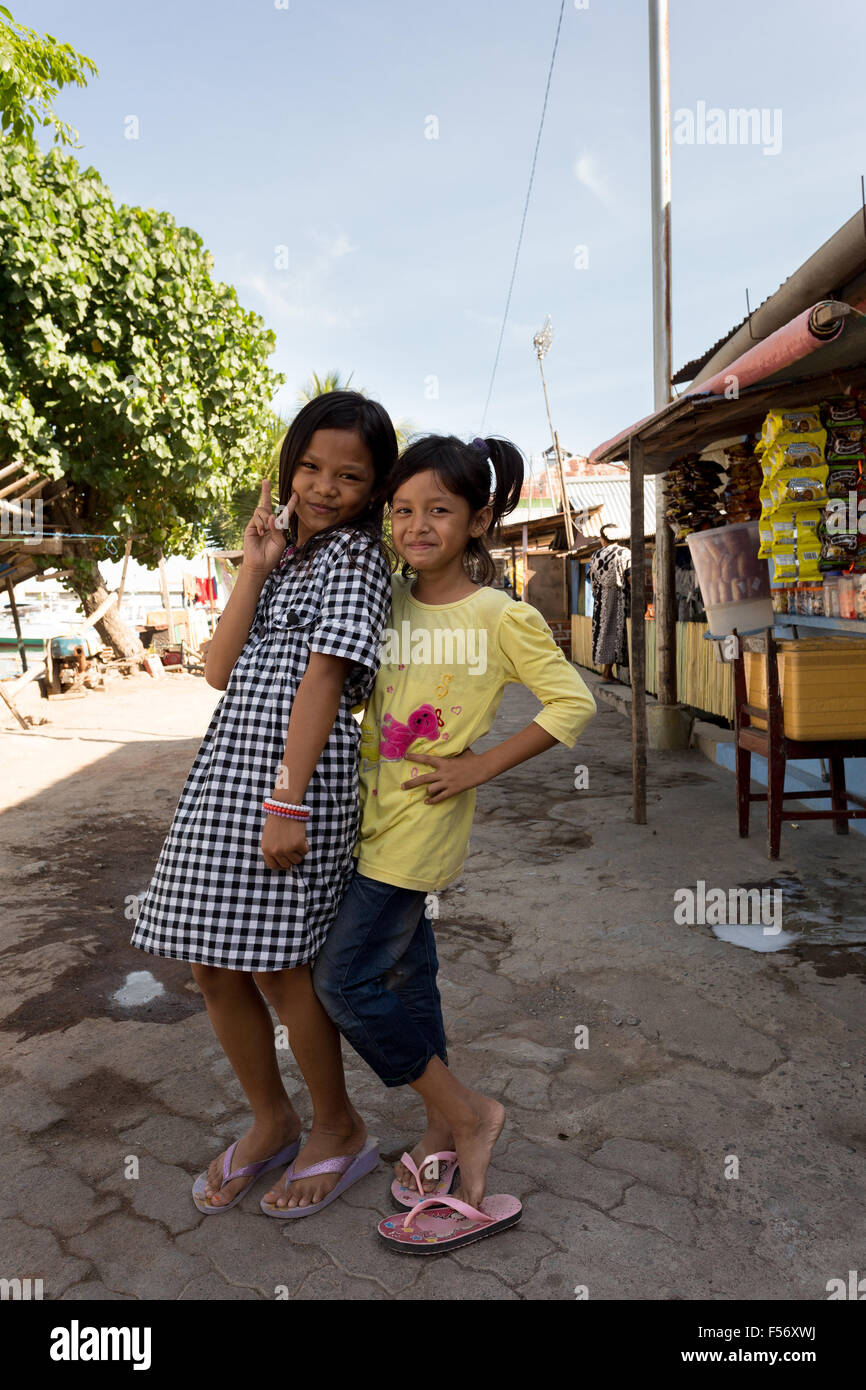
[811,585,825,617]
[824,575,841,617]
[839,574,856,619]
[855,573,866,620]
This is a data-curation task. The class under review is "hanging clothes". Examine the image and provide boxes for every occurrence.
[587,542,631,667]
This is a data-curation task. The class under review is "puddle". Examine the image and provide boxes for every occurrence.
[711,923,800,953]
[710,873,866,967]
[112,970,165,1007]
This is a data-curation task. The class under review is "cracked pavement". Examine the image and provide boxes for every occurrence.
[1,671,864,1299]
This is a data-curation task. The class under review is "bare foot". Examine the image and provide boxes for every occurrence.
[201,1108,301,1209]
[262,1107,367,1210]
[394,1109,455,1195]
[451,1096,506,1209]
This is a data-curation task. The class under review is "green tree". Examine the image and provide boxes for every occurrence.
[0,146,284,655]
[0,5,97,153]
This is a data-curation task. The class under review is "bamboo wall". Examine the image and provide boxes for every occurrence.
[571,615,734,722]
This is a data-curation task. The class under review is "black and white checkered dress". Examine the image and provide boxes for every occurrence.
[130,530,391,971]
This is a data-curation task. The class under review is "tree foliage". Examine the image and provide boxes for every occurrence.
[0,5,97,153]
[0,144,285,572]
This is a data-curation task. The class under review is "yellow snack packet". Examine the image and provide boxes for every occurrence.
[761,407,826,452]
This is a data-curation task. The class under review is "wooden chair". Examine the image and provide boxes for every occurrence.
[732,630,866,859]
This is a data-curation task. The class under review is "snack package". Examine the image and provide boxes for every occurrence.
[826,459,862,498]
[760,407,826,453]
[817,528,858,572]
[826,423,864,459]
[822,395,861,426]
[758,518,774,559]
[770,463,829,507]
[763,438,826,476]
[771,542,798,581]
[795,508,823,580]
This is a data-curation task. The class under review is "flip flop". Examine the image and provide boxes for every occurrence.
[260,1137,380,1218]
[192,1136,301,1215]
[391,1150,459,1208]
[377,1193,522,1253]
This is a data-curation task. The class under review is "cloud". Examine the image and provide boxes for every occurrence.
[574,154,613,205]
[226,230,363,330]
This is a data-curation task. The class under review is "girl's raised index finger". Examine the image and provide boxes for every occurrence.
[260,477,271,508]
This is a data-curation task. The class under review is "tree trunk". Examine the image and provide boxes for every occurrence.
[66,558,145,659]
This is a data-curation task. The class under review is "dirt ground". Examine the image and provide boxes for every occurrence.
[1,669,864,1300]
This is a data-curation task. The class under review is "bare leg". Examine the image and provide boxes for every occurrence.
[192,964,301,1208]
[409,1058,505,1209]
[257,965,366,1209]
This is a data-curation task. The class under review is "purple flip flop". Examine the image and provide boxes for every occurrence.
[260,1137,380,1218]
[192,1137,301,1215]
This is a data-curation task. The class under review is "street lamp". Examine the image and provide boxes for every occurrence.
[533,316,575,548]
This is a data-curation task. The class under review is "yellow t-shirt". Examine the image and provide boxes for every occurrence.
[354,575,597,892]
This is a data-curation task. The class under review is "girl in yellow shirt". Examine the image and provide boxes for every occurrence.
[275,434,595,1250]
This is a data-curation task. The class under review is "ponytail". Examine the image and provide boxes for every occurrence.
[482,437,524,527]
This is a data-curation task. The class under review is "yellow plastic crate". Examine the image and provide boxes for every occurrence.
[744,638,866,739]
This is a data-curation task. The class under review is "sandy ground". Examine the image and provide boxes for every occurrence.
[1,668,864,1300]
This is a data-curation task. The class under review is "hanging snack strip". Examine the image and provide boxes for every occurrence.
[665,452,726,540]
[722,440,762,524]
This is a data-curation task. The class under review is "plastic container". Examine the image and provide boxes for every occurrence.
[855,573,866,620]
[824,574,841,617]
[745,636,866,737]
[839,575,856,620]
[686,520,773,636]
[811,585,825,618]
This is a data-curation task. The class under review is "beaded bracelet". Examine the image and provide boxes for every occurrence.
[263,797,311,820]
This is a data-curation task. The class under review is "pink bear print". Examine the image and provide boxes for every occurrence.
[379,704,441,761]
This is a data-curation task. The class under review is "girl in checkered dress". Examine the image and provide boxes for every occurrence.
[131,392,396,1214]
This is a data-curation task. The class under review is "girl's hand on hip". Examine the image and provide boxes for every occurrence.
[261,813,309,869]
[243,479,298,578]
[401,749,485,804]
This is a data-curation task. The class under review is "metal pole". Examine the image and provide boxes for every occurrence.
[648,0,676,706]
[630,436,647,824]
[536,355,575,548]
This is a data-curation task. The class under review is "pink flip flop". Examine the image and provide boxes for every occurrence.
[260,1137,380,1218]
[192,1137,301,1215]
[391,1150,459,1208]
[377,1193,523,1253]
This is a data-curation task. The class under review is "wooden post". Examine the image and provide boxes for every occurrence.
[5,576,27,672]
[116,535,132,610]
[157,550,174,641]
[630,436,648,825]
[206,553,217,634]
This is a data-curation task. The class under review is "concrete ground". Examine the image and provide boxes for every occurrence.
[1,669,864,1300]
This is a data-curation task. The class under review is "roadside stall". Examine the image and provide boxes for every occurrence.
[589,298,866,844]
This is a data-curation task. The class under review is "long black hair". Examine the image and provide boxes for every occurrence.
[277,390,398,565]
[387,434,524,584]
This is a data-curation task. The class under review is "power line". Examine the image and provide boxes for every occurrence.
[479,0,567,434]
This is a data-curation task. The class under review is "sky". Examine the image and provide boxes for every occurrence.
[15,0,866,472]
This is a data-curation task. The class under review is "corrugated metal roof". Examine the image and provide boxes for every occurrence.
[672,207,866,385]
[566,477,656,539]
